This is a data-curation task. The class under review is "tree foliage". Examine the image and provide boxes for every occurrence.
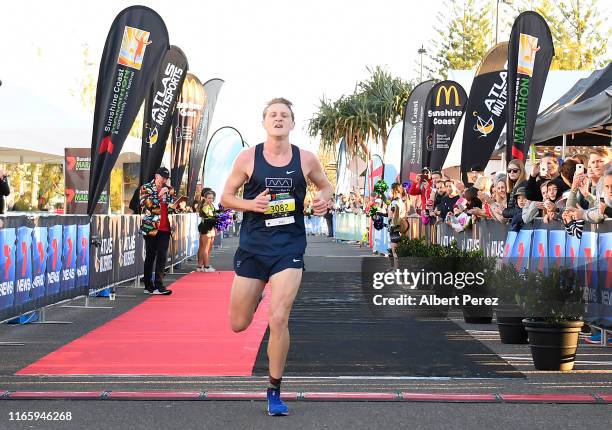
[523,0,611,69]
[427,0,493,79]
[308,67,412,158]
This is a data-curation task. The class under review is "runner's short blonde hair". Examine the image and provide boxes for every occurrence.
[263,97,294,121]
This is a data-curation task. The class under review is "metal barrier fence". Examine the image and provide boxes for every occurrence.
[0,213,199,322]
[330,213,611,329]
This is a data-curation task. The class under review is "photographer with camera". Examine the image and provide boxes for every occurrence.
[408,168,434,223]
[139,167,176,295]
[0,168,9,214]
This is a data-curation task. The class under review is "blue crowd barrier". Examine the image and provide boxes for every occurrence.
[305,216,328,235]
[372,225,390,254]
[433,218,612,329]
[332,212,367,241]
[0,213,199,322]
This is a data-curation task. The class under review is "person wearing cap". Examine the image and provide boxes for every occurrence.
[505,185,529,231]
[138,167,176,295]
[466,165,484,188]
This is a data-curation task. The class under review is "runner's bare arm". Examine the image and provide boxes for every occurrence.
[220,149,270,213]
[302,150,333,216]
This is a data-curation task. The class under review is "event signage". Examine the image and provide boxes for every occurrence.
[129,45,188,213]
[506,11,554,162]
[117,216,139,282]
[76,224,90,288]
[0,228,16,311]
[422,80,467,171]
[61,225,77,292]
[202,127,246,205]
[32,227,48,301]
[46,225,63,296]
[461,42,509,177]
[400,80,435,183]
[65,148,109,214]
[171,72,205,190]
[187,78,224,204]
[14,227,33,306]
[88,6,169,215]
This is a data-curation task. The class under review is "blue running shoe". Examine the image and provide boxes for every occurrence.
[267,388,289,416]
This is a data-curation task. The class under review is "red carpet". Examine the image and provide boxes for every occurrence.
[17,272,270,376]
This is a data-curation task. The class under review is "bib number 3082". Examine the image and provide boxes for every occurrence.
[264,198,295,215]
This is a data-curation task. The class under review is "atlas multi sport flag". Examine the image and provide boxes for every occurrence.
[170,72,205,191]
[88,6,169,215]
[129,45,188,213]
[400,80,435,183]
[422,81,467,171]
[460,42,509,177]
[506,11,554,162]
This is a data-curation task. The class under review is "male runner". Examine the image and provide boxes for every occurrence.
[220,98,332,416]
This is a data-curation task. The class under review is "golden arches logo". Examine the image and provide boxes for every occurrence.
[435,85,461,107]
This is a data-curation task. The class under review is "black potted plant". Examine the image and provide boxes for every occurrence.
[517,267,585,371]
[457,248,496,324]
[488,264,529,344]
[394,238,453,316]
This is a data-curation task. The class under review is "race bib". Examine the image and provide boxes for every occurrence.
[265,192,296,227]
[264,198,296,215]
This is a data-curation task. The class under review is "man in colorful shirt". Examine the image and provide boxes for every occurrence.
[139,167,175,295]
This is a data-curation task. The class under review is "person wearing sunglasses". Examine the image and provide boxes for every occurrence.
[502,159,527,219]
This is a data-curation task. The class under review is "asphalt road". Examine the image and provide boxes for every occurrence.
[0,400,610,430]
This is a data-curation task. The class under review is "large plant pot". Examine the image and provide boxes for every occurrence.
[522,319,584,371]
[462,304,493,324]
[495,307,528,344]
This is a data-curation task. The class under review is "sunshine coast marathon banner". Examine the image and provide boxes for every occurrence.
[400,80,434,183]
[460,42,509,178]
[129,45,188,213]
[88,6,169,215]
[171,72,205,190]
[64,148,109,214]
[506,11,554,162]
[422,81,467,172]
[187,78,224,204]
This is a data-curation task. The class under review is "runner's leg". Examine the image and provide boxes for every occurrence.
[267,268,302,379]
[229,275,266,332]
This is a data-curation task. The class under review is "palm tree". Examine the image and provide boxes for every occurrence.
[358,66,412,153]
[308,67,412,158]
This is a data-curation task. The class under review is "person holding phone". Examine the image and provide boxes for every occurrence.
[139,167,176,295]
[525,152,560,201]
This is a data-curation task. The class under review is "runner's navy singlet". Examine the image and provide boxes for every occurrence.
[239,143,306,256]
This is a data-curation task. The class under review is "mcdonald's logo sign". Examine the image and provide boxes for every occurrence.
[435,85,461,107]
